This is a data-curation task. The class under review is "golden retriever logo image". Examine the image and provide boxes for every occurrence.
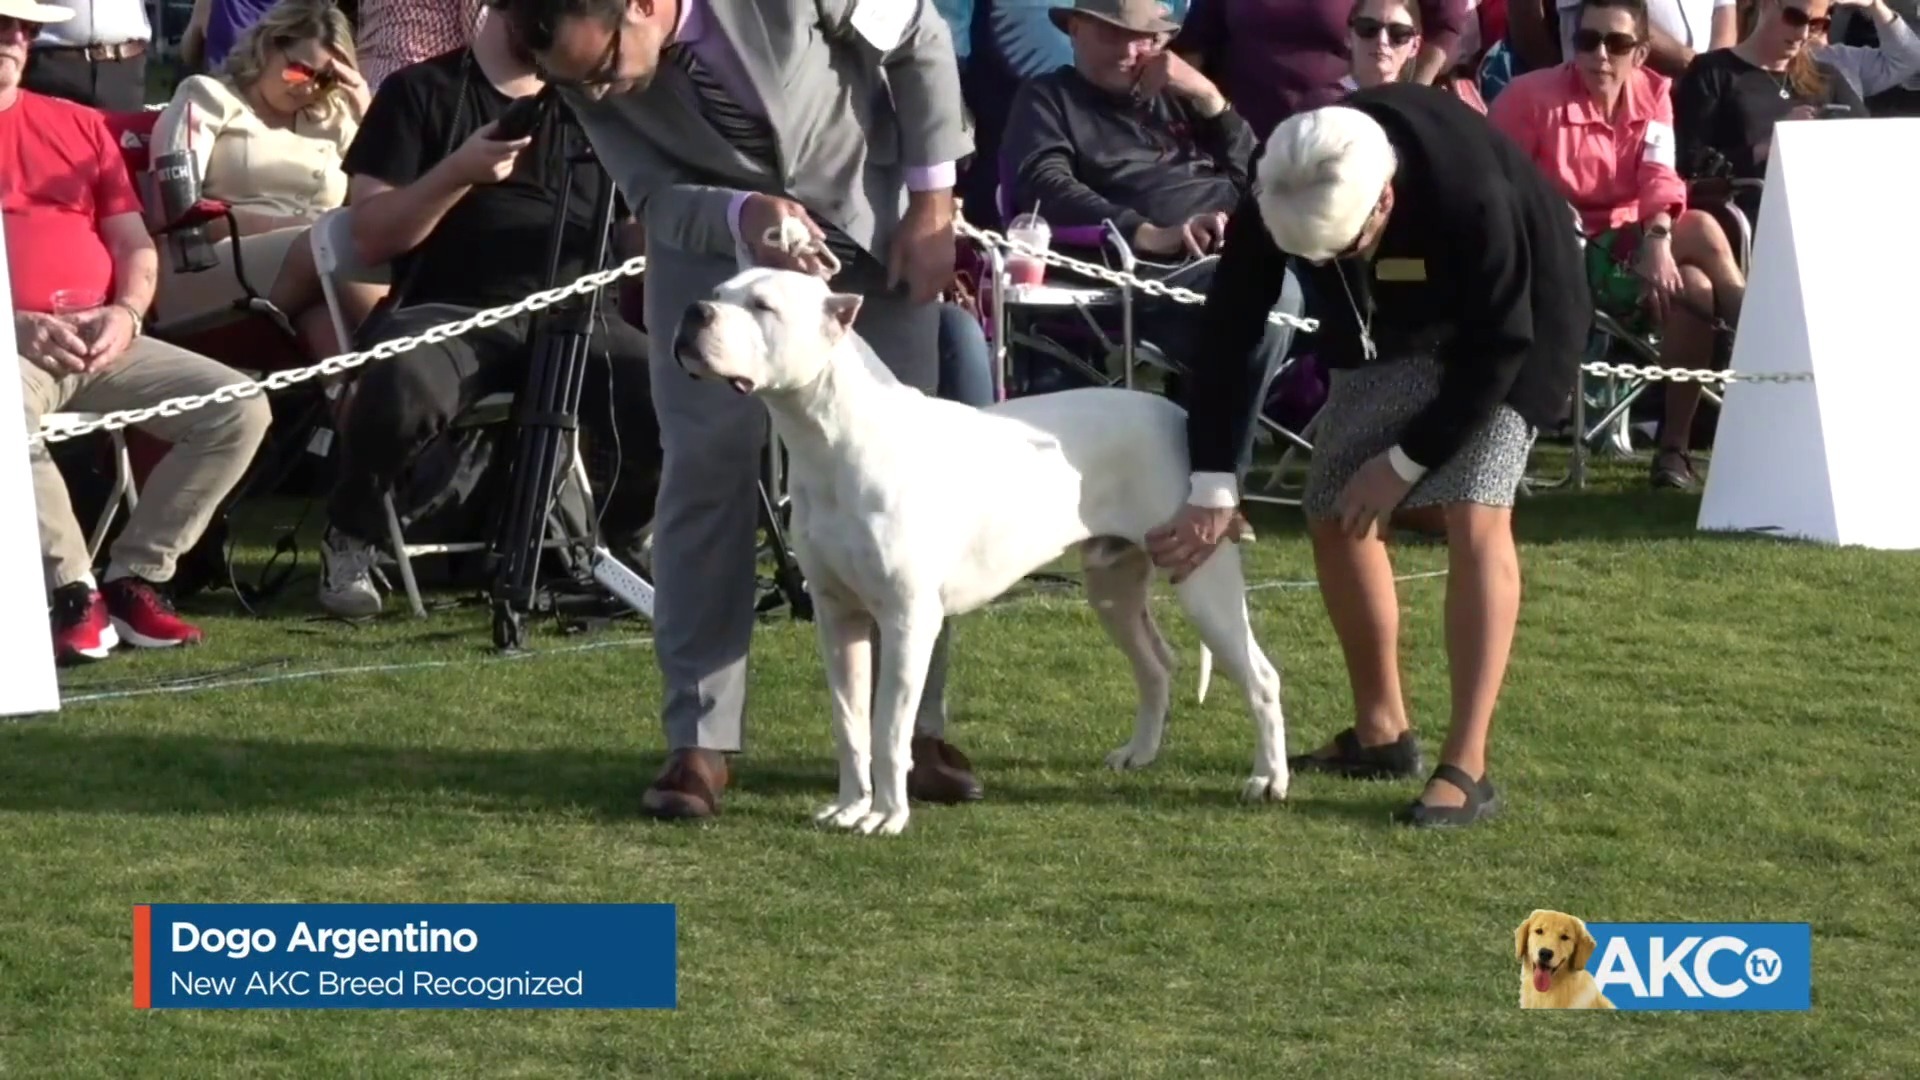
[1516,910,1615,1009]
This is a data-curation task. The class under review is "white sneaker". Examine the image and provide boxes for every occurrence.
[318,527,384,617]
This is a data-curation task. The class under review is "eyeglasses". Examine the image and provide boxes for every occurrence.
[1349,17,1419,47]
[533,20,625,91]
[1571,28,1643,55]
[1779,6,1832,32]
[280,59,338,90]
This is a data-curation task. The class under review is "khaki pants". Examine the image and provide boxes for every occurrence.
[20,338,271,590]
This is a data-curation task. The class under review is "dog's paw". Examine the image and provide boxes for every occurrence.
[1240,773,1289,803]
[1105,741,1160,771]
[815,797,872,829]
[853,808,911,836]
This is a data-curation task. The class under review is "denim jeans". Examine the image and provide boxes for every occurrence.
[936,302,997,408]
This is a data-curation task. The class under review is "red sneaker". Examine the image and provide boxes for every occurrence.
[102,576,205,648]
[50,582,119,664]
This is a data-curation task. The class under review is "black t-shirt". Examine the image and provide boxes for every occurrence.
[341,48,610,311]
[1675,48,1868,186]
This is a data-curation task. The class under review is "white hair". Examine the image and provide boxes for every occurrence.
[1253,106,1398,263]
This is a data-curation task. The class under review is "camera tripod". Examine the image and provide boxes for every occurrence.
[488,105,653,652]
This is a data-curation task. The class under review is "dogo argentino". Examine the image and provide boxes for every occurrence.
[671,267,1288,836]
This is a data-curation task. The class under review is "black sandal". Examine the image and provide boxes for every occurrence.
[1288,727,1425,780]
[1394,763,1500,828]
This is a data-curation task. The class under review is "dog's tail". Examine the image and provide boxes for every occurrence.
[1197,645,1213,704]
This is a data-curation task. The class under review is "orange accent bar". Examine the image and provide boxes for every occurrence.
[132,905,151,1009]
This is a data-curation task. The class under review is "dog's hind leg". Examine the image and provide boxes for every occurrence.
[1170,542,1289,803]
[1082,539,1173,770]
[812,598,877,828]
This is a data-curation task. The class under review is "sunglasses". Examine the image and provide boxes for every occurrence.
[0,15,42,35]
[1350,16,1419,46]
[1779,6,1832,31]
[1572,28,1643,55]
[281,59,338,89]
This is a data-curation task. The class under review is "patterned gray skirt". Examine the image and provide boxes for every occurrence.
[1302,352,1537,520]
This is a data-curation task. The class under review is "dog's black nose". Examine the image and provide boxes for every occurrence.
[1537,948,1555,965]
[672,302,717,377]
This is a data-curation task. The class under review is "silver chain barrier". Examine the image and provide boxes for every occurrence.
[953,220,1814,387]
[26,256,650,448]
[23,219,1810,449]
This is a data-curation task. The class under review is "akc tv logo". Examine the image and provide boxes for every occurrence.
[1514,910,1812,1011]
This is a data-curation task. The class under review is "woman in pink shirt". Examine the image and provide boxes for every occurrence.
[1491,0,1746,486]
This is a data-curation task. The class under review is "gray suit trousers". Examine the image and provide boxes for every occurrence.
[644,246,951,753]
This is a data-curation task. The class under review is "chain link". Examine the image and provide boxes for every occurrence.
[955,220,1814,386]
[26,256,651,448]
[956,219,1320,333]
[1580,360,1811,385]
[23,222,1811,449]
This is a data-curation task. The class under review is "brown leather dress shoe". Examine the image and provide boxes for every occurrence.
[907,736,984,804]
[641,748,730,820]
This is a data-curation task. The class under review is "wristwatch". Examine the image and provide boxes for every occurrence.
[115,301,144,337]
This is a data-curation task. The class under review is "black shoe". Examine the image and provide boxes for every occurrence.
[1393,763,1501,829]
[1650,449,1698,491]
[1288,728,1425,780]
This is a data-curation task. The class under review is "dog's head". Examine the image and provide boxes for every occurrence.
[1516,910,1598,995]
[670,267,863,397]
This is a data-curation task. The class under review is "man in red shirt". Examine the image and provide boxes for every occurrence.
[3,0,270,664]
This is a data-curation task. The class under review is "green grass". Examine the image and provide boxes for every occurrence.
[4,454,1919,1077]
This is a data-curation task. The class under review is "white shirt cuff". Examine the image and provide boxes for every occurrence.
[1188,472,1239,509]
[1387,445,1430,484]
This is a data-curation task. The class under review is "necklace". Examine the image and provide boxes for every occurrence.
[1337,261,1377,361]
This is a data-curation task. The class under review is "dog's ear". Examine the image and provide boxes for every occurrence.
[822,292,863,342]
[1568,918,1598,973]
[1516,911,1542,961]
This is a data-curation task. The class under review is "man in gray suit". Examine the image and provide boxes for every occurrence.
[499,0,984,820]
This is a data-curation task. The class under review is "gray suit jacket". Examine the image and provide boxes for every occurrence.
[561,0,972,262]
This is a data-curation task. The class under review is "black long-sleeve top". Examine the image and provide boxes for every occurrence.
[1673,49,1865,224]
[1181,83,1593,476]
[1000,67,1256,247]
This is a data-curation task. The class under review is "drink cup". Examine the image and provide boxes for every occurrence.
[51,289,105,317]
[1006,213,1051,286]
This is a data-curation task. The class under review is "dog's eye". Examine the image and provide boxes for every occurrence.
[750,299,775,314]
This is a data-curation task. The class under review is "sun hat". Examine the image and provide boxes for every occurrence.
[1047,0,1181,36]
[0,1,76,23]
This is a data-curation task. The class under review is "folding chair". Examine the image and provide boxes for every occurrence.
[310,206,594,618]
[37,414,138,563]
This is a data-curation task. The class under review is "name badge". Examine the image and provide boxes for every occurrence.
[1375,258,1427,283]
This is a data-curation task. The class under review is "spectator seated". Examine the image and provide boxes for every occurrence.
[149,0,378,361]
[3,54,272,664]
[1661,0,1859,485]
[1493,0,1747,490]
[313,21,658,620]
[993,0,1310,488]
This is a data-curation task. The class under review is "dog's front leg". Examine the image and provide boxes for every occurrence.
[812,598,876,828]
[857,601,947,837]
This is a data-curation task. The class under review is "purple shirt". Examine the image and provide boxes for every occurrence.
[1173,0,1466,139]
[668,0,957,244]
[204,0,278,71]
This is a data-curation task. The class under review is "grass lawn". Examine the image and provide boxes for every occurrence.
[4,453,1918,1077]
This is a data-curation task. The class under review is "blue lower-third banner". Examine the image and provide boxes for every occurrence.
[133,903,675,1009]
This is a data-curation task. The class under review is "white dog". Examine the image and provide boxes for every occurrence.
[671,268,1288,836]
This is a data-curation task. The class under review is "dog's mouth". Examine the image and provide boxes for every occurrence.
[727,376,756,396]
[1532,960,1557,993]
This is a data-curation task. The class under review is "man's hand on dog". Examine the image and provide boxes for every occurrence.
[741,194,836,278]
[1147,504,1252,584]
